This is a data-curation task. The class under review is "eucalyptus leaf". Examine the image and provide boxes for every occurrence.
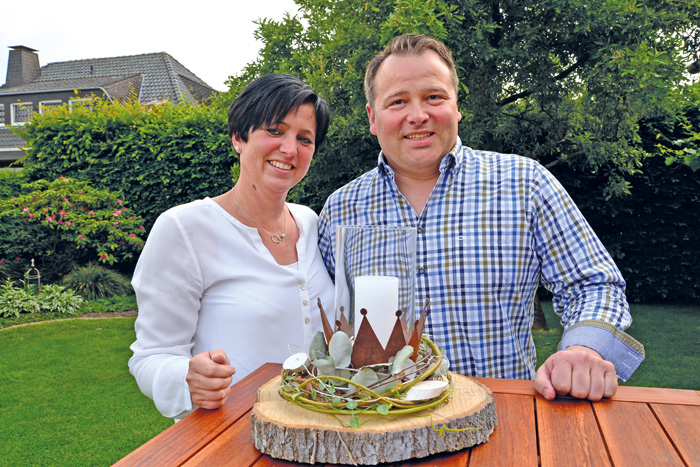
[374,378,400,395]
[309,331,328,361]
[349,367,379,393]
[328,331,353,368]
[391,345,415,375]
[311,356,337,376]
[435,356,450,377]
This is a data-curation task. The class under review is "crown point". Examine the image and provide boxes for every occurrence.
[360,308,368,316]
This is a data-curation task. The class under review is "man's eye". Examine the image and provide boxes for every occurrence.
[390,99,405,106]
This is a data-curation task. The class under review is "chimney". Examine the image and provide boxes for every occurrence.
[5,45,41,87]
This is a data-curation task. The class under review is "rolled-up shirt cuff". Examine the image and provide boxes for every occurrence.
[560,320,645,382]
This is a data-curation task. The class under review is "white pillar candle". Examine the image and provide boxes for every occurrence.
[354,275,399,348]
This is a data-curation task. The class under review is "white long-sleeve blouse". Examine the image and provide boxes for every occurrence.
[128,198,334,419]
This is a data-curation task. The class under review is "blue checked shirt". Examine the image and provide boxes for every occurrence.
[319,138,644,381]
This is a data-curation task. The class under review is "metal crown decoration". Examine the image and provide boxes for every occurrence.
[317,298,431,368]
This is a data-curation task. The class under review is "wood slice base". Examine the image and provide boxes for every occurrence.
[251,372,497,465]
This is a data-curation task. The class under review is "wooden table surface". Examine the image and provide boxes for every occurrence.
[115,363,700,466]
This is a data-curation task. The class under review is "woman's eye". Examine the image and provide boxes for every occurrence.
[298,136,313,145]
[266,128,282,136]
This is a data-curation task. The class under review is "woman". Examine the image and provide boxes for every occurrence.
[128,74,334,420]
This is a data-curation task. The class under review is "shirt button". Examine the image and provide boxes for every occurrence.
[418,267,426,274]
[300,283,307,290]
[304,317,311,324]
[303,300,309,306]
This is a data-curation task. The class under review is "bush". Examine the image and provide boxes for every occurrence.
[0,170,26,200]
[0,279,41,317]
[0,177,147,283]
[19,96,236,232]
[62,264,133,300]
[0,280,82,317]
[37,284,83,315]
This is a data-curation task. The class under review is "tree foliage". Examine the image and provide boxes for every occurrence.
[213,0,700,210]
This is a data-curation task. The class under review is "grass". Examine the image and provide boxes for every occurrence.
[0,302,697,466]
[0,318,170,466]
[533,301,700,389]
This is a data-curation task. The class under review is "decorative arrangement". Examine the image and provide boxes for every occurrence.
[251,226,497,465]
[279,299,452,427]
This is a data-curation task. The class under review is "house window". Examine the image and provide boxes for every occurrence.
[69,98,93,111]
[39,100,63,115]
[11,102,33,125]
[0,104,4,126]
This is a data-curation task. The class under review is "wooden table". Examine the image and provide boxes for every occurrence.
[115,363,700,466]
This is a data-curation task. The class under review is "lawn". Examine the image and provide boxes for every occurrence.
[0,318,170,466]
[0,302,698,466]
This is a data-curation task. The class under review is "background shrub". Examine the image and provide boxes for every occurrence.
[0,177,147,282]
[0,279,41,317]
[0,170,26,199]
[37,284,83,314]
[62,264,133,300]
[18,97,236,232]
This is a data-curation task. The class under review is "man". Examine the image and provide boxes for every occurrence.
[319,34,644,401]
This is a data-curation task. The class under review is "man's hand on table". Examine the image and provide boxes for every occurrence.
[534,345,618,401]
[186,350,236,410]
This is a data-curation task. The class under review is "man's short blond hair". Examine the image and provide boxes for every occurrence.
[364,34,459,107]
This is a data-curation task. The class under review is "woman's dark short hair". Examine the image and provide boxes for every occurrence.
[227,74,330,148]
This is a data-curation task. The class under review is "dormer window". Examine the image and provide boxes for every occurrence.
[0,104,5,126]
[11,102,33,125]
[39,100,63,115]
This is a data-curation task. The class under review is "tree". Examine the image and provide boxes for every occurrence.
[214,0,700,210]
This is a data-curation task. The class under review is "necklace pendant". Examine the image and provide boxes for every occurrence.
[271,234,285,244]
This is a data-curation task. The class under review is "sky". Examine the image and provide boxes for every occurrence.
[0,0,300,91]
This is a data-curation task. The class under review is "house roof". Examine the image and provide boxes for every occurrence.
[0,51,215,104]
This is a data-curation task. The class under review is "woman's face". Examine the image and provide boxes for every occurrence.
[233,103,317,196]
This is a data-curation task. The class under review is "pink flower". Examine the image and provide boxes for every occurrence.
[58,220,63,224]
[119,241,125,245]
[129,234,135,237]
[129,216,134,220]
[65,222,71,226]
[63,198,68,203]
[29,214,34,218]
[89,211,95,216]
[137,242,142,246]
[0,259,4,265]
[117,200,122,205]
[15,257,20,261]
[100,253,108,259]
[113,210,122,217]
[78,235,84,239]
[22,208,29,213]
[113,222,120,225]
[139,226,145,230]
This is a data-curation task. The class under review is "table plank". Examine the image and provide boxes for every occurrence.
[594,400,685,467]
[469,393,538,467]
[613,385,700,405]
[114,363,280,467]
[651,403,700,466]
[183,412,262,466]
[536,398,611,467]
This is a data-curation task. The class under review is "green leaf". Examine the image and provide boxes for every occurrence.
[328,331,353,368]
[376,402,390,415]
[309,331,328,361]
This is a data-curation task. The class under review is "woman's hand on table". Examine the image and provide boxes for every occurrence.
[187,350,236,409]
[534,345,618,401]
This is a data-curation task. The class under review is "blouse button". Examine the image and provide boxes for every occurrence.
[303,300,309,306]
[300,283,307,290]
[304,317,311,324]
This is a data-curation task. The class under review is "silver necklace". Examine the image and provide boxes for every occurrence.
[232,188,287,244]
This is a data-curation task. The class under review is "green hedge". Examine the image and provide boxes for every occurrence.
[551,156,700,304]
[19,97,236,232]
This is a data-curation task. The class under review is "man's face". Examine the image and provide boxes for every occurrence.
[367,51,462,179]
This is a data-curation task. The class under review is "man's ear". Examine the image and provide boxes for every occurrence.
[366,103,378,136]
